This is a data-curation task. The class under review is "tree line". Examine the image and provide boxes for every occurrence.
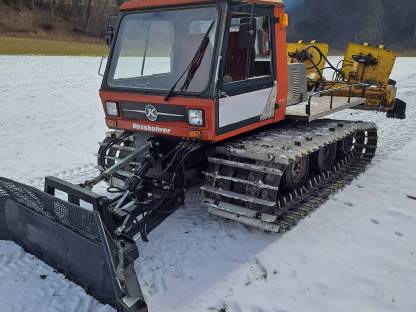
[2,0,124,36]
[2,0,416,49]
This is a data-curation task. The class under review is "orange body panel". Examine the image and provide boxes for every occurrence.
[100,91,217,141]
[121,0,211,10]
[215,119,277,141]
[273,5,289,122]
[121,0,284,11]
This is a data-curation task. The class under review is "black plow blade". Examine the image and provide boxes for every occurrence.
[0,177,147,312]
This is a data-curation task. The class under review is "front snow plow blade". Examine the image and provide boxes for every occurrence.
[0,177,148,312]
[0,139,195,310]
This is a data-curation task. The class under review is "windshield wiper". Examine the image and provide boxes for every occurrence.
[165,21,215,101]
[140,21,151,76]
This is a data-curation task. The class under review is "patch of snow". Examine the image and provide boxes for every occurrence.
[0,56,416,311]
[0,56,106,184]
[0,242,113,312]
[144,139,416,312]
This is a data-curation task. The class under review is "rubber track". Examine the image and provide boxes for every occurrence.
[275,154,373,233]
[202,119,378,232]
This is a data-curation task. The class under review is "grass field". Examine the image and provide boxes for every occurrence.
[0,36,107,56]
[1,35,415,57]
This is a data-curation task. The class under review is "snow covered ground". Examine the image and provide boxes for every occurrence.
[0,56,416,312]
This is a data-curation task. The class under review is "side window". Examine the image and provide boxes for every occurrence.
[223,15,272,83]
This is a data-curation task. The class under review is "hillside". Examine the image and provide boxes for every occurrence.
[0,2,107,55]
[0,3,105,43]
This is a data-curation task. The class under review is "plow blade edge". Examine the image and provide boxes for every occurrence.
[0,177,147,312]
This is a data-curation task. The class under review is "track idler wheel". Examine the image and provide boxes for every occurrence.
[311,143,337,173]
[98,136,117,170]
[281,155,310,192]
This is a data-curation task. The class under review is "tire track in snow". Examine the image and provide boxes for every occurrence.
[23,162,99,190]
[246,258,268,286]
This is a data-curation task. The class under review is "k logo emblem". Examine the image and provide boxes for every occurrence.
[145,104,158,122]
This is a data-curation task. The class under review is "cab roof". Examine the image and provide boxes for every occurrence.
[121,0,284,11]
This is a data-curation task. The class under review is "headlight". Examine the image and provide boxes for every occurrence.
[106,101,119,116]
[188,109,204,126]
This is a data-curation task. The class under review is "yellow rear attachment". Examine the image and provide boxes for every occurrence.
[287,41,405,118]
[320,43,399,112]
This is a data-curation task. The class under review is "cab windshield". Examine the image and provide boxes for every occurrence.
[107,7,219,94]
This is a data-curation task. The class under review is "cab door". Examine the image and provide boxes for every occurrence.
[216,4,276,135]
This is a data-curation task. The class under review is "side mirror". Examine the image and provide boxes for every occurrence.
[98,57,108,77]
[105,15,120,47]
